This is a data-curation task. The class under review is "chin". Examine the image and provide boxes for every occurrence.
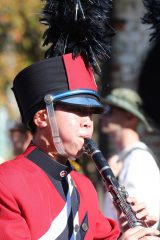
[67,150,83,160]
[64,142,84,159]
[102,128,109,133]
[76,151,83,158]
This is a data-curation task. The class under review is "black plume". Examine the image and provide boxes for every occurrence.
[142,0,160,42]
[40,0,115,74]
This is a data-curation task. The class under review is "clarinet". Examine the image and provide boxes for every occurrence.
[83,138,144,228]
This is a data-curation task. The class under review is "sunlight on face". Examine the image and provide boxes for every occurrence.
[55,105,94,158]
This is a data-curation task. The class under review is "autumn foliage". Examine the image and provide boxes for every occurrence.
[0,1,45,105]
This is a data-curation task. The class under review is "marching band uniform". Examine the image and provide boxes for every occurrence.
[0,144,119,239]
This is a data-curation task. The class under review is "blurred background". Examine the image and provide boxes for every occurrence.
[0,1,43,158]
[0,0,159,208]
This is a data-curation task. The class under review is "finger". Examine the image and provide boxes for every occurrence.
[135,208,148,220]
[126,198,149,219]
[130,202,149,220]
[131,202,147,213]
[120,226,143,239]
[126,196,137,205]
[134,227,160,238]
[141,237,160,240]
[120,227,160,240]
[144,215,158,227]
[145,215,158,222]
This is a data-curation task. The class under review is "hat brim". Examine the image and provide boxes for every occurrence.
[45,89,104,114]
[102,96,153,132]
[59,95,103,114]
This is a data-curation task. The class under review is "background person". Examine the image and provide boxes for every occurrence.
[101,88,160,229]
[9,120,33,156]
[0,156,5,164]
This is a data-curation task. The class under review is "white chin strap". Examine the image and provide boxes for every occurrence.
[44,94,66,156]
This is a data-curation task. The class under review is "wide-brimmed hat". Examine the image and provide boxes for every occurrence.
[102,88,153,132]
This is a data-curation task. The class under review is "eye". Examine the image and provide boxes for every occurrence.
[71,108,88,116]
[102,106,113,116]
[56,104,94,116]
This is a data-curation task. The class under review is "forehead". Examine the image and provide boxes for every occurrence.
[10,130,25,138]
[106,104,126,110]
[103,105,127,116]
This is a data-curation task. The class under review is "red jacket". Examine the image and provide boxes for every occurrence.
[0,145,120,239]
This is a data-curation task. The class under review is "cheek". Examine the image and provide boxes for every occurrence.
[101,117,107,127]
[56,113,79,139]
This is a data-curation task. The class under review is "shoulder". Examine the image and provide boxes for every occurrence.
[125,142,156,164]
[0,154,35,171]
[0,155,40,187]
[123,143,160,176]
[0,156,5,164]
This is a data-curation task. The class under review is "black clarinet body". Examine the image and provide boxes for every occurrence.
[83,138,144,228]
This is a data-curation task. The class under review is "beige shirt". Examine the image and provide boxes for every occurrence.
[0,156,5,164]
[104,141,160,229]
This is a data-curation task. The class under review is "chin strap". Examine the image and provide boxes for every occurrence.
[44,94,66,156]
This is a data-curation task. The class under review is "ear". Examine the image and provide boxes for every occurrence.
[125,112,139,127]
[33,109,48,128]
[25,130,33,140]
[125,112,134,120]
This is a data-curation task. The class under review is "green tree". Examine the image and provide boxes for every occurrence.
[0,0,45,107]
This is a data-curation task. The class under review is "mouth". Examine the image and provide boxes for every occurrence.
[81,134,92,139]
[83,137,91,141]
[81,136,92,148]
[78,137,90,151]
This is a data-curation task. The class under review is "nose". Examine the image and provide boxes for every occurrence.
[101,114,108,124]
[81,115,93,128]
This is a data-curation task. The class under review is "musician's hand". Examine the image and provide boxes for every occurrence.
[119,226,160,240]
[117,197,158,232]
[127,197,158,227]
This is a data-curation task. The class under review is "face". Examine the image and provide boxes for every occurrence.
[101,106,127,135]
[54,105,94,158]
[10,130,32,155]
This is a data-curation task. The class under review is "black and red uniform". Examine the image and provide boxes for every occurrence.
[0,144,120,239]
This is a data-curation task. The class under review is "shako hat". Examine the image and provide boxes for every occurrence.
[12,0,114,125]
[12,54,102,125]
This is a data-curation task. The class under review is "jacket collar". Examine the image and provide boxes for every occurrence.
[25,144,73,181]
